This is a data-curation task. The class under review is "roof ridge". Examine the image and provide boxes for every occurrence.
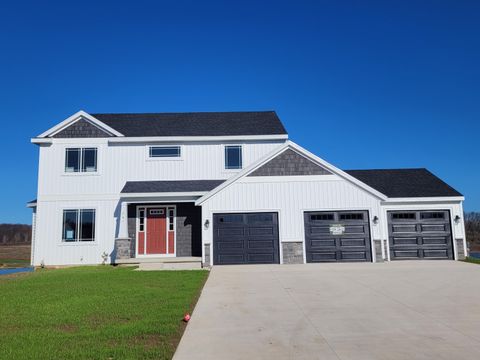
[345,168,428,171]
[92,110,277,116]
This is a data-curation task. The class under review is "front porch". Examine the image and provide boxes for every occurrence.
[114,200,203,264]
[115,256,203,270]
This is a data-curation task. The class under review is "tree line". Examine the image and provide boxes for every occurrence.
[0,224,32,245]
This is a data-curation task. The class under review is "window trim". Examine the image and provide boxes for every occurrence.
[61,208,96,243]
[146,145,183,161]
[224,145,243,170]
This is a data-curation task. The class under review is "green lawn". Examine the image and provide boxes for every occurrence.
[0,258,30,268]
[0,266,208,360]
[464,256,480,265]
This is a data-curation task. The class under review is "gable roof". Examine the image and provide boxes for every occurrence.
[121,180,225,194]
[92,111,287,137]
[37,110,124,138]
[196,141,388,205]
[345,169,463,198]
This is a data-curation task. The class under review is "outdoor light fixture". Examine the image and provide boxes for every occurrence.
[373,216,379,224]
[454,215,461,224]
[204,219,210,229]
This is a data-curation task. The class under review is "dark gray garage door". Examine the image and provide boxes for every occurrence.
[388,210,453,260]
[304,211,372,262]
[213,212,279,265]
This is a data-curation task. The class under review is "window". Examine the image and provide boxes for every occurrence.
[139,208,145,232]
[62,209,95,242]
[168,208,174,231]
[340,213,364,220]
[225,145,242,169]
[150,209,164,215]
[149,146,181,158]
[247,214,273,224]
[392,212,416,220]
[310,214,334,221]
[65,148,97,173]
[420,212,445,220]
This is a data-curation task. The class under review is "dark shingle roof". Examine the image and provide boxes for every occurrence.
[92,111,287,137]
[345,168,462,198]
[121,180,225,194]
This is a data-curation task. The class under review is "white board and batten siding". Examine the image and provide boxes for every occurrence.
[33,139,285,266]
[200,174,385,265]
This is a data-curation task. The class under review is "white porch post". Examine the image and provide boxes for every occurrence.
[118,201,130,239]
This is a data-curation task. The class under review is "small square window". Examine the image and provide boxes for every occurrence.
[225,146,242,169]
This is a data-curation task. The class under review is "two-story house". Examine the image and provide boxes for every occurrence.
[28,110,467,267]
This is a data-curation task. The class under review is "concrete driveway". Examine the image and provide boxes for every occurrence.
[174,262,480,360]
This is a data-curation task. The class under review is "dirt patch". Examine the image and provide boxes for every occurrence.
[57,324,78,333]
[0,245,31,262]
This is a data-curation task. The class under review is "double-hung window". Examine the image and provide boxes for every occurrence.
[225,145,242,169]
[65,148,97,173]
[62,209,96,242]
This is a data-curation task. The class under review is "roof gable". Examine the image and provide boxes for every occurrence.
[196,141,388,205]
[248,148,331,176]
[37,111,124,138]
[52,118,113,138]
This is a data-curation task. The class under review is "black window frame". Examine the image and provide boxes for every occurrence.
[65,147,97,173]
[62,209,96,242]
[149,146,181,158]
[224,145,243,169]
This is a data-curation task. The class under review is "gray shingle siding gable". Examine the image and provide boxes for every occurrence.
[249,149,332,176]
[52,119,112,138]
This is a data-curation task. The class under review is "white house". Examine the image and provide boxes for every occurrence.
[28,110,467,267]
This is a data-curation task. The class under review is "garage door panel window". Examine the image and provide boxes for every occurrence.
[218,214,244,223]
[339,213,364,220]
[247,214,273,224]
[420,212,445,220]
[310,214,334,221]
[391,212,416,220]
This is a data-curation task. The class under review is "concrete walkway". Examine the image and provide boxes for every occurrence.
[174,262,480,360]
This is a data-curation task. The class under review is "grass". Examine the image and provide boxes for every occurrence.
[0,258,30,268]
[0,266,208,359]
[464,256,480,265]
[0,245,31,268]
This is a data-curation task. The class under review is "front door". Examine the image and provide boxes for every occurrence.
[137,206,176,256]
[146,208,167,255]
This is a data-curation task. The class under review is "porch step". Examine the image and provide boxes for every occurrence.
[137,261,202,271]
[115,256,201,265]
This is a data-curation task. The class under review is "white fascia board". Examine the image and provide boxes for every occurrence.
[108,134,288,144]
[120,191,207,198]
[31,138,53,144]
[196,140,388,206]
[382,196,465,204]
[37,110,124,138]
[26,202,37,208]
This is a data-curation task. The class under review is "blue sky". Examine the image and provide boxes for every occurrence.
[0,1,479,224]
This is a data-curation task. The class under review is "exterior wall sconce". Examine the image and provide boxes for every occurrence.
[373,216,379,224]
[204,219,210,229]
[454,215,461,224]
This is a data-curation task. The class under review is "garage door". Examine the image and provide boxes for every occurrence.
[388,210,453,260]
[213,212,279,265]
[304,211,372,262]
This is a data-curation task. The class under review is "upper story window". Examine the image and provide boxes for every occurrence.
[149,146,181,158]
[65,148,97,173]
[225,145,242,169]
[62,209,95,242]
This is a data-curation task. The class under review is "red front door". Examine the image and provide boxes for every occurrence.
[145,208,167,255]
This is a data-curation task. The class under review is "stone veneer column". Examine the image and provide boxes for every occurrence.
[456,238,466,260]
[203,244,211,267]
[282,242,304,264]
[374,239,384,263]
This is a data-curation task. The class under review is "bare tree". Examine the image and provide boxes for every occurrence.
[465,212,480,251]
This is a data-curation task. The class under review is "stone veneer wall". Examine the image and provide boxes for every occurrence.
[203,244,211,267]
[115,238,132,260]
[374,239,384,263]
[282,242,304,264]
[456,238,466,260]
